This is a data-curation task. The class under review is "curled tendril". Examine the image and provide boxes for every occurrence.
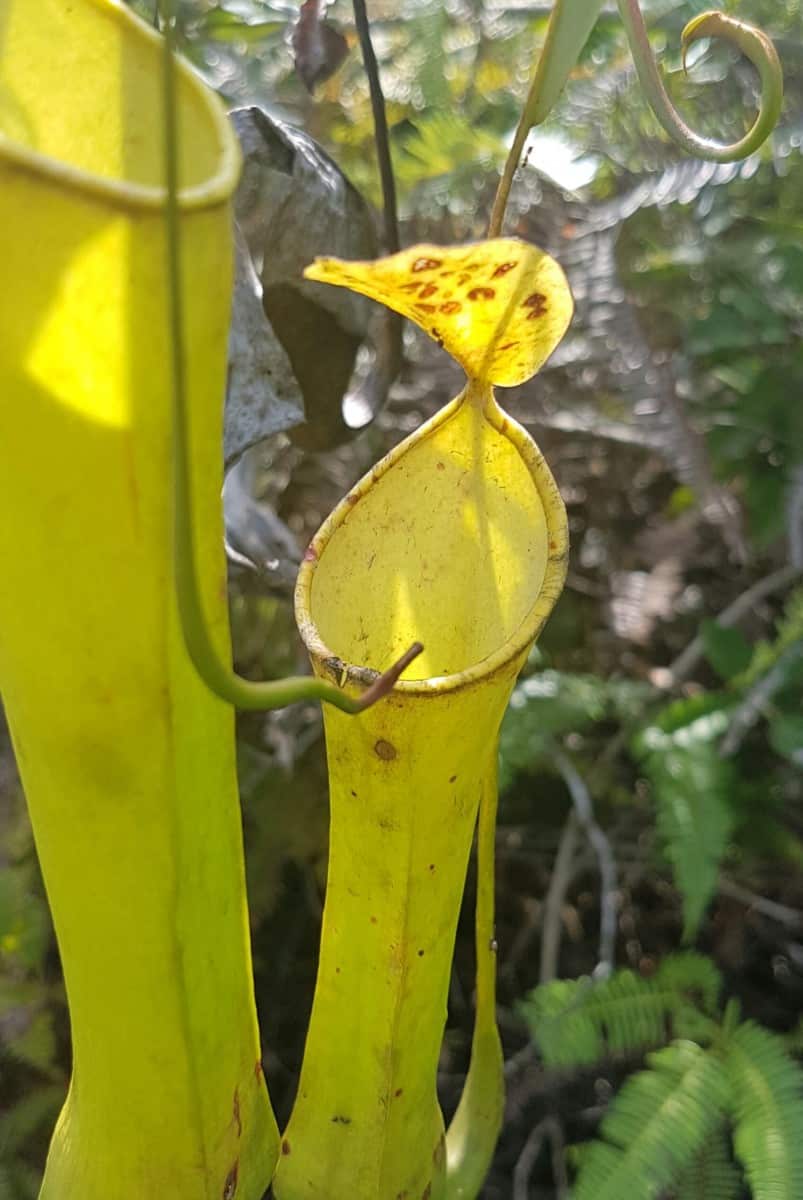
[619,0,784,163]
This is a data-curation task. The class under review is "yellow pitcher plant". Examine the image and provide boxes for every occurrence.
[0,2,278,1197]
[269,6,782,1194]
[271,242,573,1200]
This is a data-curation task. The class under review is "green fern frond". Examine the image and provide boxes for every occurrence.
[408,7,450,110]
[524,972,667,1067]
[636,701,736,940]
[398,110,504,178]
[654,952,722,1015]
[572,1041,730,1200]
[522,976,603,1067]
[725,1021,803,1200]
[670,1126,742,1200]
[522,955,720,1069]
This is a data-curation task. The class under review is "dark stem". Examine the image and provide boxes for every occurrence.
[352,0,400,253]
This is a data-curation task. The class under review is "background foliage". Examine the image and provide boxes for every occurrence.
[1,1,802,1196]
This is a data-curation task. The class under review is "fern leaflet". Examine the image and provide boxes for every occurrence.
[670,1126,742,1200]
[522,954,720,1068]
[636,699,735,939]
[572,1041,730,1200]
[725,1021,803,1200]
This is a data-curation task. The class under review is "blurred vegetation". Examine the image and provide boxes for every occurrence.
[2,1,803,1196]
[523,954,803,1198]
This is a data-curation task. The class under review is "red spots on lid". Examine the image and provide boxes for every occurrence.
[414,302,438,314]
[418,282,438,299]
[492,261,518,278]
[439,300,462,315]
[412,257,442,272]
[303,545,317,561]
[467,286,495,301]
[523,291,548,316]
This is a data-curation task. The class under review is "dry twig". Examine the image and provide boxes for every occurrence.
[539,813,580,985]
[554,750,618,981]
[665,565,801,687]
[513,1115,567,1200]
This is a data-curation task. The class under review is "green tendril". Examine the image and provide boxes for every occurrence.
[619,1,783,164]
[159,2,421,713]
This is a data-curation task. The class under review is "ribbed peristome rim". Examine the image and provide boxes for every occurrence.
[295,384,569,699]
[0,0,240,211]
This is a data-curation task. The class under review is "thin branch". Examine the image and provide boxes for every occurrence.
[720,642,803,757]
[352,0,399,253]
[665,565,801,688]
[487,1,603,237]
[719,878,803,931]
[787,463,803,570]
[513,1115,564,1200]
[554,750,618,981]
[550,1117,570,1199]
[539,812,580,984]
[503,1040,535,1080]
[488,120,531,240]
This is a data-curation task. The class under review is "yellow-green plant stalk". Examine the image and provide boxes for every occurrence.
[274,241,573,1200]
[0,2,277,1196]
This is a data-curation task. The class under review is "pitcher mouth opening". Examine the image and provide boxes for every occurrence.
[0,0,239,211]
[295,390,569,699]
